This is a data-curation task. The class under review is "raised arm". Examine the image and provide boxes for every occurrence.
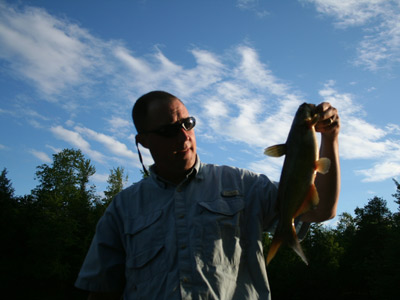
[301,102,341,223]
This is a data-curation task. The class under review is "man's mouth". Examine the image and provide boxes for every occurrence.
[175,147,190,154]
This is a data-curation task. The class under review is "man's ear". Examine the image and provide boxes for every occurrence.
[136,134,149,149]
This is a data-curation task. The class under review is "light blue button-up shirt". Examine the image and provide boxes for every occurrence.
[75,157,308,299]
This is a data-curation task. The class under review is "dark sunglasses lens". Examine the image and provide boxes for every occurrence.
[155,117,196,137]
[182,117,195,131]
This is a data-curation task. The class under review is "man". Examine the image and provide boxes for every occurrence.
[75,91,340,299]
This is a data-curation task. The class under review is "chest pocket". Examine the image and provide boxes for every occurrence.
[199,197,244,216]
[197,196,245,266]
[124,210,166,286]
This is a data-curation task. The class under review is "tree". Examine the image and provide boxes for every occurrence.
[354,196,392,231]
[339,197,395,299]
[392,179,400,222]
[0,168,14,200]
[393,178,400,205]
[335,212,356,249]
[103,166,128,205]
[33,148,96,206]
[26,149,98,299]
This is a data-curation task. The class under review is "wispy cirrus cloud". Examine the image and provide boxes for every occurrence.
[317,80,400,182]
[304,0,400,70]
[50,124,152,169]
[74,126,137,160]
[200,45,302,149]
[50,125,106,163]
[236,0,269,18]
[0,2,111,98]
[114,47,225,98]
[1,1,399,184]
[29,149,52,163]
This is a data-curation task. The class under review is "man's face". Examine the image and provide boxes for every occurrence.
[139,98,197,182]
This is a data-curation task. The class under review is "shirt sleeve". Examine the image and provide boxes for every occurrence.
[75,201,126,293]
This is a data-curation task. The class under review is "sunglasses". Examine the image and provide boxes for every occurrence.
[141,116,196,137]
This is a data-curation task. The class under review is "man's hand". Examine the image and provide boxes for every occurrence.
[315,102,340,140]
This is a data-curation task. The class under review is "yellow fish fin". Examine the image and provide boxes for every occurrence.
[315,157,331,174]
[288,225,308,265]
[294,184,320,218]
[266,236,283,265]
[264,144,286,157]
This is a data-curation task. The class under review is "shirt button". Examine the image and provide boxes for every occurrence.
[178,214,185,219]
[182,277,189,283]
[181,244,187,250]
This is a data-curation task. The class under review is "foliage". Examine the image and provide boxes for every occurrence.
[1,150,400,299]
[103,166,128,205]
[266,196,398,300]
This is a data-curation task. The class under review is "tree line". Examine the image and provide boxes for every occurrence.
[1,148,399,299]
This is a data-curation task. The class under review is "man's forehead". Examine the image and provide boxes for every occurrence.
[147,98,189,123]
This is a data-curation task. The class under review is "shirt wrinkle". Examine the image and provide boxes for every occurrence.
[75,156,309,300]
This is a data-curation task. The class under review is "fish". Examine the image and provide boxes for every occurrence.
[264,103,331,265]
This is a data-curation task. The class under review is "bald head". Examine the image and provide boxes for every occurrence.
[132,91,183,133]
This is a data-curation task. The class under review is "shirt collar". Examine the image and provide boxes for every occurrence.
[149,155,202,188]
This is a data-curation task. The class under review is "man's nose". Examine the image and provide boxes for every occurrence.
[178,127,190,141]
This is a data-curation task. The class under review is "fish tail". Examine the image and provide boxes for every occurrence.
[266,235,283,265]
[288,224,308,265]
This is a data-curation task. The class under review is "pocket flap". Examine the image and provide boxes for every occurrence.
[127,244,164,269]
[199,197,244,216]
[124,210,162,235]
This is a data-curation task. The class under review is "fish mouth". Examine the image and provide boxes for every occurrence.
[299,103,319,125]
[306,113,320,126]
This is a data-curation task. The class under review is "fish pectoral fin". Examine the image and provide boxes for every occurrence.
[264,144,286,157]
[315,157,331,174]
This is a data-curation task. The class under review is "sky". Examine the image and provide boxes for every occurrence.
[1,0,400,225]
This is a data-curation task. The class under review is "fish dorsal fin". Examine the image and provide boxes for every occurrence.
[316,157,331,174]
[264,144,286,157]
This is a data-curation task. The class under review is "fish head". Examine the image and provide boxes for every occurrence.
[294,103,319,128]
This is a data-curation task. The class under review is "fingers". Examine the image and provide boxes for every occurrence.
[315,102,340,136]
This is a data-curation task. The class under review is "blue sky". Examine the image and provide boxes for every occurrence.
[1,0,400,224]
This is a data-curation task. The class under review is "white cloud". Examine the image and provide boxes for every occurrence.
[0,2,106,96]
[107,116,132,136]
[356,161,400,182]
[30,149,52,163]
[50,125,105,163]
[91,172,109,184]
[75,126,137,160]
[305,0,388,27]
[1,1,398,184]
[108,116,131,130]
[115,46,224,98]
[304,0,400,70]
[248,156,284,182]
[236,0,269,18]
[386,123,400,135]
[317,81,400,181]
[235,46,289,95]
[200,46,303,150]
[45,144,62,154]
